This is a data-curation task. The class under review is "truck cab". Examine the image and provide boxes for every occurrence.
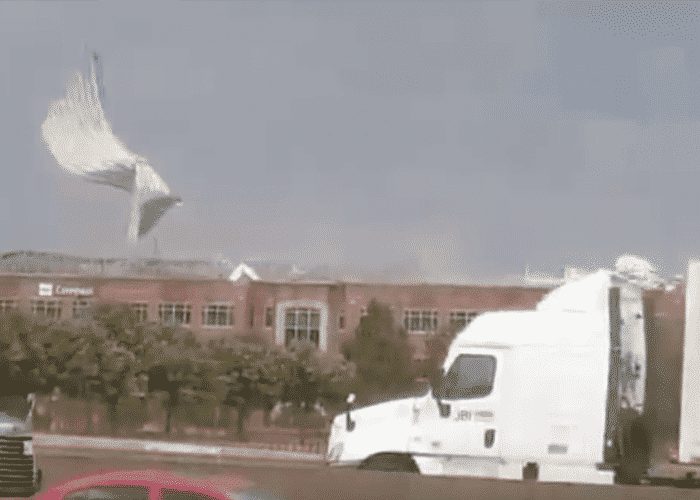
[327,270,646,485]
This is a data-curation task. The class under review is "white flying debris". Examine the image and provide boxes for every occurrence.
[41,51,181,243]
[614,254,665,289]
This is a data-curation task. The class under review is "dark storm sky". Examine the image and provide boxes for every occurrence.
[2,1,700,282]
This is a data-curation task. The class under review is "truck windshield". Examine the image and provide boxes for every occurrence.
[0,395,31,421]
[441,354,496,399]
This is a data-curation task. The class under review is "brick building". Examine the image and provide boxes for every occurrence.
[0,251,551,356]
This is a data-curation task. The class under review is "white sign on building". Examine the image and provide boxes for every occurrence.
[55,285,94,297]
[37,283,93,297]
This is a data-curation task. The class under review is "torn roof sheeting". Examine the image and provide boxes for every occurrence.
[41,51,181,243]
[0,251,233,279]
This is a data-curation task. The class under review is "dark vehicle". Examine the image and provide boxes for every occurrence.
[0,393,41,497]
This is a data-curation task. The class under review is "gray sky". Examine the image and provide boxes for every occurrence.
[2,0,700,282]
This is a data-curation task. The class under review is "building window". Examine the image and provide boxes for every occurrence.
[130,303,148,323]
[265,307,274,328]
[403,309,438,334]
[72,299,92,320]
[284,308,321,347]
[202,303,233,327]
[158,303,191,326]
[0,299,17,314]
[449,310,480,330]
[31,299,62,320]
[339,310,345,330]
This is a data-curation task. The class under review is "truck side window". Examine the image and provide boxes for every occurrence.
[442,354,496,399]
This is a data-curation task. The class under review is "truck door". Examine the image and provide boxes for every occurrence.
[431,351,502,472]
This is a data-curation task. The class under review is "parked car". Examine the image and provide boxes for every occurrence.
[35,469,285,500]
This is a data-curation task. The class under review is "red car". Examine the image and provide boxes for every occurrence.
[35,469,284,500]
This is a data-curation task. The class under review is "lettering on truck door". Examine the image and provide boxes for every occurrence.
[415,351,502,474]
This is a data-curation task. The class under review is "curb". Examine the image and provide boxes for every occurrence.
[34,433,324,463]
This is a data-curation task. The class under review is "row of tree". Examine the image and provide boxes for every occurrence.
[0,305,354,439]
[0,300,455,439]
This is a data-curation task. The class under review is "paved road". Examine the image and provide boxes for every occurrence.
[35,449,700,500]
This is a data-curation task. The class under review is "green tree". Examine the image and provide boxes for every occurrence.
[210,340,355,440]
[0,309,140,434]
[42,316,138,433]
[34,321,95,398]
[286,341,355,409]
[422,322,462,384]
[92,334,137,434]
[342,300,415,402]
[0,306,356,440]
[93,304,146,354]
[278,341,355,435]
[0,312,44,396]
[141,326,203,435]
[211,342,289,440]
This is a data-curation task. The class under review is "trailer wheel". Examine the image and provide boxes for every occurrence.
[617,416,650,485]
[358,453,419,473]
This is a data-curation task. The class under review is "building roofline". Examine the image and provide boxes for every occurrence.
[0,272,234,284]
[0,271,554,291]
[250,278,551,290]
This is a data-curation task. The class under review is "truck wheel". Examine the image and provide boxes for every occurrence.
[617,416,650,485]
[358,453,419,473]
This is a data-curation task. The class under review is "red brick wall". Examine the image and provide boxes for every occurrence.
[339,283,549,345]
[0,275,246,344]
[0,274,550,354]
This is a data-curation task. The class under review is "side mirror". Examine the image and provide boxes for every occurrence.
[431,371,451,418]
[431,382,442,400]
[431,369,445,400]
[345,393,356,432]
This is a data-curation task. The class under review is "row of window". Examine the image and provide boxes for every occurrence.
[401,309,479,333]
[1,298,479,333]
[1,299,236,327]
[0,299,17,313]
[339,309,478,333]
[11,300,353,347]
[0,299,274,328]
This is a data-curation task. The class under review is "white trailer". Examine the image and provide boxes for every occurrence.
[326,267,683,485]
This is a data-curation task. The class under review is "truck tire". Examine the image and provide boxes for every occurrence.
[617,415,650,485]
[358,453,419,473]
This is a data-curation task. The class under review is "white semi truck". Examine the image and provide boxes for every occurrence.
[326,262,700,486]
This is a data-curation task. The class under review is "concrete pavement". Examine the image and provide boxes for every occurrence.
[34,433,324,463]
[36,452,698,500]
